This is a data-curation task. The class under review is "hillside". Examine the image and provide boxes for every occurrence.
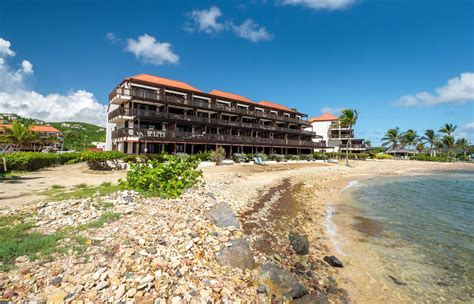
[49,122,105,151]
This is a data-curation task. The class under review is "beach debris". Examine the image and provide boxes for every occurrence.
[257,263,308,300]
[324,256,344,268]
[207,202,241,228]
[216,238,256,269]
[388,275,408,286]
[289,232,309,255]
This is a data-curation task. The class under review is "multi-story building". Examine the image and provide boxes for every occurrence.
[0,124,62,151]
[106,74,324,156]
[305,113,366,153]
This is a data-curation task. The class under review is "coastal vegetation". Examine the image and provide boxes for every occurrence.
[338,109,359,166]
[381,123,472,161]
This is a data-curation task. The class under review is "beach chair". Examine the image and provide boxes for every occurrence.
[253,156,266,166]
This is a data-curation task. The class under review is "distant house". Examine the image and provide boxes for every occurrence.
[0,124,62,152]
[384,147,417,159]
[61,122,71,127]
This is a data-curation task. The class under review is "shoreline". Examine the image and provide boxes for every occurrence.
[319,164,474,303]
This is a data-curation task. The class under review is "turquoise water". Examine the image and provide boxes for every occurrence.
[347,170,474,302]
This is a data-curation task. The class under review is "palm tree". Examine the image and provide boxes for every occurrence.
[339,109,359,166]
[382,127,402,149]
[364,140,372,150]
[3,121,34,150]
[402,129,419,149]
[439,123,457,136]
[416,142,425,153]
[456,138,470,158]
[442,135,455,161]
[423,129,438,157]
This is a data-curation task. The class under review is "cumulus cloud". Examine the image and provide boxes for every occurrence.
[280,0,355,10]
[456,122,474,141]
[186,6,225,34]
[0,37,106,126]
[395,72,474,107]
[231,19,273,42]
[185,6,272,42]
[125,34,179,65]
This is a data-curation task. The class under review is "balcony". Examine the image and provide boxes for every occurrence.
[108,87,311,126]
[339,144,366,151]
[329,122,350,130]
[112,128,325,148]
[108,107,318,137]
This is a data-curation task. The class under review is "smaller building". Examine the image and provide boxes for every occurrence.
[0,124,62,152]
[384,147,416,159]
[305,113,366,153]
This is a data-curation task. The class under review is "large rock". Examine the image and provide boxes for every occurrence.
[216,239,255,269]
[323,256,344,268]
[257,263,308,300]
[291,293,329,304]
[289,233,309,255]
[207,202,240,228]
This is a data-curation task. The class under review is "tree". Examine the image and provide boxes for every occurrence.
[423,129,439,157]
[339,109,359,166]
[364,140,372,149]
[416,142,425,153]
[382,127,402,149]
[402,129,419,149]
[442,135,455,161]
[439,123,457,136]
[456,138,470,158]
[2,121,34,150]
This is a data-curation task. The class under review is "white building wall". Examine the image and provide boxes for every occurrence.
[305,120,342,152]
[105,104,119,151]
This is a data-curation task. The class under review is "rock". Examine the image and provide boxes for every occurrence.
[216,239,256,270]
[256,285,266,294]
[15,256,29,263]
[95,280,109,291]
[50,276,62,287]
[115,285,126,300]
[3,289,18,299]
[289,233,309,255]
[207,202,241,228]
[291,293,329,304]
[388,275,407,286]
[257,263,308,300]
[323,256,344,268]
[127,287,137,298]
[92,267,107,280]
[207,192,216,200]
[47,289,68,304]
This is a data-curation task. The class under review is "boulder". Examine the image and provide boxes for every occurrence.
[289,233,309,255]
[257,263,308,300]
[216,239,255,269]
[291,293,329,304]
[207,202,240,228]
[323,256,343,268]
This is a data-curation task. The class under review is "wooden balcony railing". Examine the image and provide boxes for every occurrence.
[109,87,311,125]
[111,128,325,148]
[108,107,317,137]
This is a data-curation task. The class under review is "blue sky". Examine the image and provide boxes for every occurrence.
[0,0,473,144]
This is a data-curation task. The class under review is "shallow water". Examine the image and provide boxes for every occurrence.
[345,170,474,302]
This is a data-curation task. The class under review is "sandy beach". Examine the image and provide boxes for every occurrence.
[1,159,473,302]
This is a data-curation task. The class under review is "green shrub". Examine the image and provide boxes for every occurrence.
[122,154,139,163]
[409,155,447,162]
[301,154,315,161]
[193,151,212,162]
[232,153,248,163]
[119,155,202,198]
[268,154,285,162]
[81,151,124,170]
[1,152,82,172]
[210,147,226,165]
[375,153,394,159]
[313,152,329,160]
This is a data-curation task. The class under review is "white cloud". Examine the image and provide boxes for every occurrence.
[105,32,121,43]
[0,38,15,57]
[456,122,474,141]
[280,0,355,10]
[231,19,273,42]
[187,6,225,34]
[320,106,344,115]
[0,37,106,126]
[125,34,179,65]
[185,6,272,43]
[396,72,474,107]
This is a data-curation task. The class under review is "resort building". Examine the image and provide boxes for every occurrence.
[106,74,324,156]
[305,113,366,153]
[0,124,62,152]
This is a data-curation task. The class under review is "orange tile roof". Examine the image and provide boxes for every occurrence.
[309,113,339,122]
[0,124,60,133]
[258,100,293,112]
[209,90,255,104]
[128,74,202,92]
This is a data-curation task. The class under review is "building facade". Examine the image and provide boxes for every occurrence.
[305,113,366,153]
[106,74,325,156]
[0,124,62,152]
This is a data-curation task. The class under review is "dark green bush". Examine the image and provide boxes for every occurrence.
[81,151,124,170]
[210,147,226,165]
[268,154,285,162]
[193,151,212,162]
[232,153,248,163]
[119,155,202,198]
[410,155,447,162]
[2,152,82,172]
